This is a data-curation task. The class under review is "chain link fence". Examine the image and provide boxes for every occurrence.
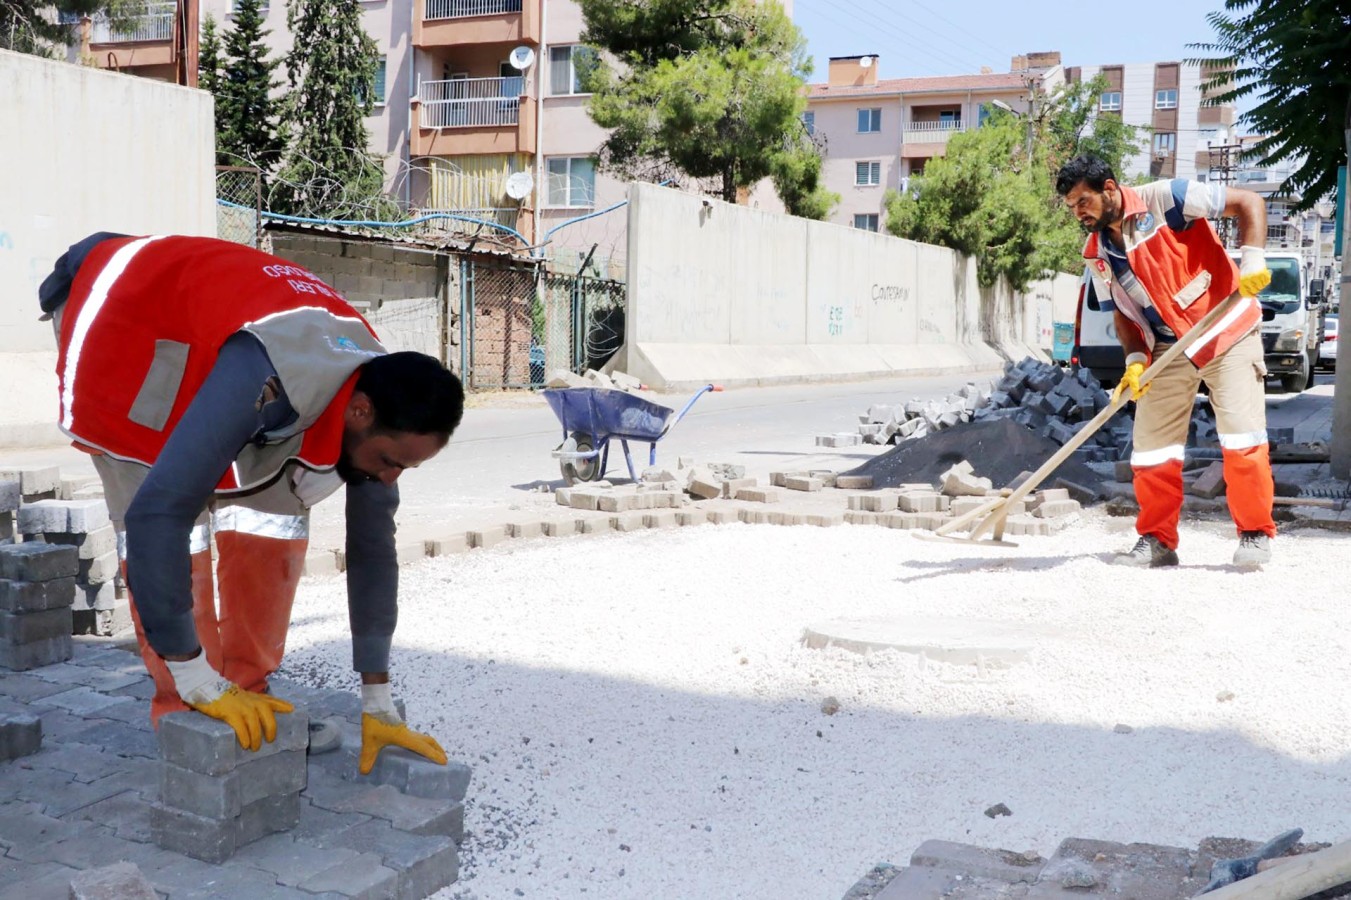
[460,259,626,390]
[215,166,262,248]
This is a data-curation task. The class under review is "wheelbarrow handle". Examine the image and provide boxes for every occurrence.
[663,384,722,435]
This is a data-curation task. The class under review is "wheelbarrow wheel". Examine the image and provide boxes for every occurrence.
[561,433,602,486]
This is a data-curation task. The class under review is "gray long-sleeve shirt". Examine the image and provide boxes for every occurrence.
[122,332,399,673]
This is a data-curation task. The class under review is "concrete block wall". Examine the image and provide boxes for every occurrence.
[620,183,1083,390]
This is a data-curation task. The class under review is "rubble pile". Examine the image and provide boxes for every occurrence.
[545,367,645,392]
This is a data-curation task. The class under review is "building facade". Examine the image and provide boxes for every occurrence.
[805,53,1060,232]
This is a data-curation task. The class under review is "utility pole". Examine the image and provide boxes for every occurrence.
[1206,140,1242,248]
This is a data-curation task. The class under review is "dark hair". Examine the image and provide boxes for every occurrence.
[1055,155,1116,196]
[356,351,465,438]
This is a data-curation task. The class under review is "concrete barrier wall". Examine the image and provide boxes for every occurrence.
[621,184,1066,390]
[0,51,214,448]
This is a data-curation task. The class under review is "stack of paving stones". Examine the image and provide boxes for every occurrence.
[151,708,311,863]
[0,543,77,671]
[0,640,468,897]
[17,496,127,637]
[0,479,17,547]
[842,360,1141,463]
[841,835,1343,899]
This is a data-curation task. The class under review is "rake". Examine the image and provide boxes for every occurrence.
[920,294,1244,547]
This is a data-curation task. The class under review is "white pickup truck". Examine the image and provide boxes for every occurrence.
[1071,251,1323,393]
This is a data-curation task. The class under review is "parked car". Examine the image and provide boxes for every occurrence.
[1320,314,1338,370]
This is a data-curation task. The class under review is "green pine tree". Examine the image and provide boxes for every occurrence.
[273,0,386,219]
[197,13,221,96]
[216,0,283,171]
[580,0,836,218]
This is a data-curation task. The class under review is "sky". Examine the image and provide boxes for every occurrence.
[793,0,1231,82]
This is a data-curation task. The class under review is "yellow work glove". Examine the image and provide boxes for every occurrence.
[1238,245,1271,298]
[1112,352,1151,404]
[164,653,294,752]
[358,681,448,776]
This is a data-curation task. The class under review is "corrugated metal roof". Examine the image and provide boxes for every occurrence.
[263,219,532,259]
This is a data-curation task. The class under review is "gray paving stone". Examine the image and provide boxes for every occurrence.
[107,678,156,702]
[0,607,72,644]
[162,748,307,819]
[0,481,18,513]
[297,850,400,899]
[83,700,155,731]
[69,861,158,900]
[17,765,133,818]
[0,634,73,671]
[909,839,1044,884]
[27,660,140,691]
[0,806,107,862]
[291,798,371,844]
[25,744,131,783]
[29,828,148,872]
[0,859,82,898]
[67,643,136,667]
[0,672,71,702]
[34,706,96,742]
[0,576,76,613]
[40,525,118,561]
[313,819,458,900]
[151,791,302,864]
[84,757,160,800]
[79,551,120,585]
[0,712,41,761]
[235,832,361,888]
[61,790,154,842]
[307,780,463,842]
[356,748,471,803]
[0,543,80,581]
[39,686,132,717]
[159,708,309,776]
[66,713,160,756]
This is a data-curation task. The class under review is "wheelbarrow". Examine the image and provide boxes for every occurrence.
[544,384,722,485]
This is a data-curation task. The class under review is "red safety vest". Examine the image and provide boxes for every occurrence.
[1083,183,1258,367]
[55,235,384,492]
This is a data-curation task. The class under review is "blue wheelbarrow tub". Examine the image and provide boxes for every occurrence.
[543,388,675,443]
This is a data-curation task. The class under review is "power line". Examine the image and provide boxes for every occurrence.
[798,0,994,76]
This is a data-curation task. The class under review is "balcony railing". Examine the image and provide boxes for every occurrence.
[903,120,966,143]
[425,0,522,20]
[90,1,175,43]
[420,77,524,129]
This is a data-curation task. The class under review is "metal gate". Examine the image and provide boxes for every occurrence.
[460,259,626,390]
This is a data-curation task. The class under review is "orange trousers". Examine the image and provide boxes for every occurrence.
[92,454,309,723]
[127,528,307,723]
[1130,326,1276,548]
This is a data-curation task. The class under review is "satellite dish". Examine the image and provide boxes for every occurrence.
[505,171,535,200]
[508,46,536,71]
[859,56,874,68]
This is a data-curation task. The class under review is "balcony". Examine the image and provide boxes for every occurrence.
[411,77,537,156]
[415,0,539,49]
[84,1,177,71]
[901,120,964,157]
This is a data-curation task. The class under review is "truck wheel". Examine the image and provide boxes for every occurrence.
[1280,354,1311,393]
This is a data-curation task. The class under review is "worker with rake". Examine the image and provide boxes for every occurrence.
[1056,155,1276,567]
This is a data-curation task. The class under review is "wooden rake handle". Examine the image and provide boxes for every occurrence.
[1201,837,1351,899]
[935,293,1245,541]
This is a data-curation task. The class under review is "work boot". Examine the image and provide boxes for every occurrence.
[1110,535,1179,568]
[1233,531,1272,567]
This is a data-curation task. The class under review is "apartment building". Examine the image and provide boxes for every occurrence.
[68,0,662,272]
[1064,60,1237,182]
[804,53,1059,232]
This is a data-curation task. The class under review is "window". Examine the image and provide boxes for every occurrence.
[1100,91,1122,111]
[1153,132,1176,154]
[802,111,815,136]
[855,161,881,186]
[371,58,386,107]
[939,109,959,126]
[546,157,596,208]
[977,104,991,127]
[549,45,598,96]
[1155,88,1178,109]
[857,108,881,133]
[853,214,879,232]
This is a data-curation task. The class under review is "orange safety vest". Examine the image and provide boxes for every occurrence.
[55,235,386,492]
